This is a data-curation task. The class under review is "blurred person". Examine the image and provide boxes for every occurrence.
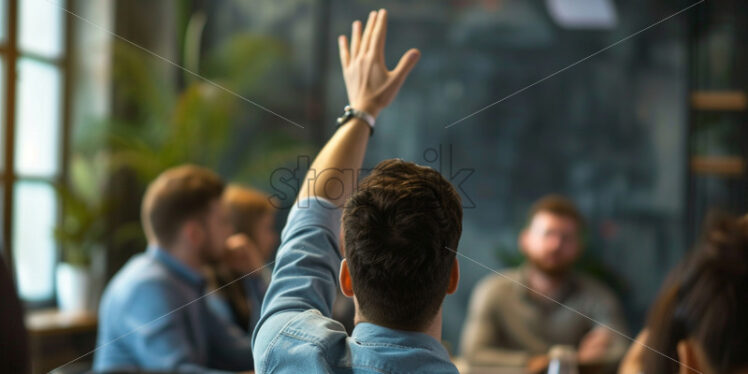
[94,165,254,373]
[461,195,628,372]
[252,9,465,373]
[205,185,278,333]
[619,213,748,374]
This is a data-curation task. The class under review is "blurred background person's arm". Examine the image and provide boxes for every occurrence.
[460,275,534,368]
[618,330,647,374]
[578,283,630,368]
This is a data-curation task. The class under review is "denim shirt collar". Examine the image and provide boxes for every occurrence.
[148,245,206,290]
[351,322,451,357]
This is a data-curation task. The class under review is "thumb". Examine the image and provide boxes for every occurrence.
[391,48,420,84]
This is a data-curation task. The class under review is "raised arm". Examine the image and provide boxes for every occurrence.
[253,10,419,369]
[297,8,420,207]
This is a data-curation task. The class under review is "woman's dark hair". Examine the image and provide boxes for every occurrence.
[642,212,748,373]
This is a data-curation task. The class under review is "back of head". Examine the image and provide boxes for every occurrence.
[643,213,748,374]
[342,159,462,331]
[141,165,225,248]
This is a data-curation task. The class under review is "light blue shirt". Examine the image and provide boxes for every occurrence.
[207,274,267,334]
[252,197,458,373]
[94,246,254,373]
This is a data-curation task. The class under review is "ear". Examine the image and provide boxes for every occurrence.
[676,339,702,374]
[446,258,460,294]
[339,259,354,297]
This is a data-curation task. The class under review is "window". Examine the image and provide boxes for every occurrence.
[1,0,70,304]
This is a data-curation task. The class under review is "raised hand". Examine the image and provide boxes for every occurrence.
[338,9,420,118]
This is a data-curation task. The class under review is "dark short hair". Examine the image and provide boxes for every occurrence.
[526,194,585,232]
[643,212,748,373]
[343,159,462,331]
[141,165,225,248]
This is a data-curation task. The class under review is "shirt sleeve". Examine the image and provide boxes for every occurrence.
[460,277,532,367]
[252,197,342,367]
[204,312,256,371]
[124,281,240,374]
[584,284,629,365]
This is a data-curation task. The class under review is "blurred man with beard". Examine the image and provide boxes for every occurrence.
[95,165,254,373]
[461,195,627,373]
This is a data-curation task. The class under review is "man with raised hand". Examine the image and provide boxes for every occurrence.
[252,9,463,373]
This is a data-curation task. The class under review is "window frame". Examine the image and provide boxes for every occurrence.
[1,0,73,307]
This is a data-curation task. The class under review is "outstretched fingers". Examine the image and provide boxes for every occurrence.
[390,48,421,86]
[359,11,378,56]
[350,20,362,58]
[371,9,388,62]
[338,35,349,68]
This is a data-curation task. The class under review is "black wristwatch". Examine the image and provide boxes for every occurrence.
[336,105,376,135]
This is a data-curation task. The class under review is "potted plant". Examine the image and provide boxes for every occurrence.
[54,152,109,312]
[106,29,314,189]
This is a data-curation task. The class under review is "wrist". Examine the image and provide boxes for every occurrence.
[337,105,376,135]
[350,101,380,119]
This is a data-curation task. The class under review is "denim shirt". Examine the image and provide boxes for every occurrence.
[252,197,458,373]
[207,275,267,334]
[94,246,254,373]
